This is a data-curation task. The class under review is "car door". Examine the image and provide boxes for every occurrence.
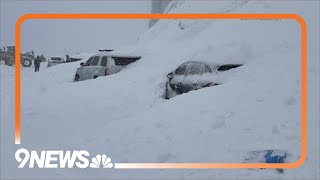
[100,56,109,75]
[197,64,213,87]
[79,57,93,80]
[87,56,101,78]
[107,57,120,75]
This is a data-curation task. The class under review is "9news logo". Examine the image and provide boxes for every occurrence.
[15,148,113,168]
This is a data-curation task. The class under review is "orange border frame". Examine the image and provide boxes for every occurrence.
[15,14,307,169]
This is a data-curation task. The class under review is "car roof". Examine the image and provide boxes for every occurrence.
[91,51,141,59]
[181,61,208,65]
[179,61,215,70]
[180,61,243,70]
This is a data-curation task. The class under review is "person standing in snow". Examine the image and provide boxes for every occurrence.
[34,56,41,72]
[66,54,70,62]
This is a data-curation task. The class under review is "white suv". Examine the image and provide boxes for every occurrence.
[74,53,141,81]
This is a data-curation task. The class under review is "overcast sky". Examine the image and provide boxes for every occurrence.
[0,0,151,56]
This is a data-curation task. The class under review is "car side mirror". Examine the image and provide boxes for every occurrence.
[166,72,173,79]
[80,62,85,66]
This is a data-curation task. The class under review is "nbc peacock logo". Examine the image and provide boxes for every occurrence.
[90,154,113,168]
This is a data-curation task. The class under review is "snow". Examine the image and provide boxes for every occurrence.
[1,0,319,179]
[69,52,94,60]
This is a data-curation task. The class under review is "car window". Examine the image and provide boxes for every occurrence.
[175,64,187,75]
[202,65,211,74]
[51,57,61,61]
[91,56,100,66]
[188,63,204,75]
[85,57,93,66]
[101,56,108,67]
[113,57,140,66]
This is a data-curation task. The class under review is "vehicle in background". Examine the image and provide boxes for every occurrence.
[66,54,83,63]
[0,46,46,67]
[164,61,242,99]
[74,52,141,81]
[47,56,65,68]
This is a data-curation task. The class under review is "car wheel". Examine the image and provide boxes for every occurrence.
[21,58,32,68]
[74,74,80,81]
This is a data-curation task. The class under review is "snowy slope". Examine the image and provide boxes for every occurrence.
[1,0,319,179]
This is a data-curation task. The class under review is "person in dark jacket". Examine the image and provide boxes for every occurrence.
[66,54,70,62]
[34,56,41,72]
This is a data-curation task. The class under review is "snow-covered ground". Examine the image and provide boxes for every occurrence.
[1,0,319,179]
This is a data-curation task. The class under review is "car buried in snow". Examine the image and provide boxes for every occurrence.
[47,56,65,68]
[164,61,243,99]
[74,52,141,81]
[66,54,84,63]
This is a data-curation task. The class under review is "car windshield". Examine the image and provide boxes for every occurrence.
[85,57,93,66]
[175,64,187,75]
[51,57,61,61]
[187,63,204,75]
[91,56,100,66]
